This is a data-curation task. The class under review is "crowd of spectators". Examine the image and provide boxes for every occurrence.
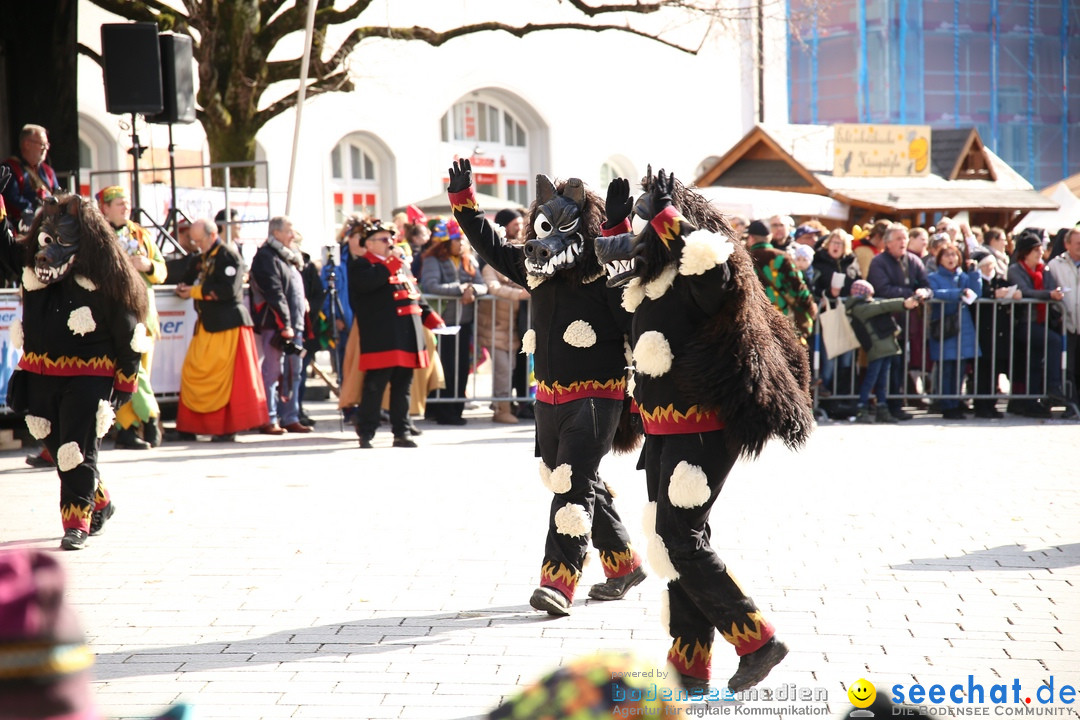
[739,214,1080,421]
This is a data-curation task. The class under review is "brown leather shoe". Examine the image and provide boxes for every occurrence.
[259,423,286,435]
[282,422,313,433]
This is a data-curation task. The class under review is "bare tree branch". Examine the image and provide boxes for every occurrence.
[254,72,354,129]
[561,0,665,16]
[260,0,373,53]
[77,42,103,67]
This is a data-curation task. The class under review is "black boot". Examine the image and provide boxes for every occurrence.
[115,427,151,450]
[529,586,571,616]
[727,637,789,693]
[587,566,646,600]
[143,418,162,447]
[90,502,116,536]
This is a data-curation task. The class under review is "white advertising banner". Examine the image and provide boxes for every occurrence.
[0,294,22,409]
[150,289,200,398]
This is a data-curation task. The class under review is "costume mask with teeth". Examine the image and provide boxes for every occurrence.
[523,175,591,279]
[33,198,82,285]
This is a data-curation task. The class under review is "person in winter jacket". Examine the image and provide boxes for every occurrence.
[926,244,982,419]
[845,280,925,423]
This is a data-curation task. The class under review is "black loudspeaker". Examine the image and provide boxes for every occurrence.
[101,23,163,115]
[148,33,196,125]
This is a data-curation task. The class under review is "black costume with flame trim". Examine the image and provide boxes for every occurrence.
[2,196,144,537]
[450,176,642,606]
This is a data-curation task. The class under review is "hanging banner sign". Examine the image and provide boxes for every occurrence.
[833,124,932,177]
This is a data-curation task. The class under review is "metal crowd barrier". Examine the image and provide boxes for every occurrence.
[813,296,1078,416]
[421,293,534,405]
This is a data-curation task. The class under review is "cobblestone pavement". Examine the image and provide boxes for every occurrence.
[2,402,1078,719]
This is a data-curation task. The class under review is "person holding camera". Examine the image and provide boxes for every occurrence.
[174,219,268,441]
[250,216,312,434]
[349,218,445,448]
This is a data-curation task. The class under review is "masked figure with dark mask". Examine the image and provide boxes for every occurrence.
[448,159,645,616]
[1,195,146,550]
[595,169,814,695]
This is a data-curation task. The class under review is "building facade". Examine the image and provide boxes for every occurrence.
[787,0,1080,190]
[75,1,790,245]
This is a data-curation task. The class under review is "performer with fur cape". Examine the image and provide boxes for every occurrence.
[595,169,814,694]
[448,158,645,616]
[0,189,145,550]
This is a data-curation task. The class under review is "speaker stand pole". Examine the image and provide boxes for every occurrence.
[167,122,179,240]
[128,112,145,223]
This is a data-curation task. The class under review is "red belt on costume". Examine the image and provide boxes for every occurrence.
[535,378,626,405]
[638,403,725,435]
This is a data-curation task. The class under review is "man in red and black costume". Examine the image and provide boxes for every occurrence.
[596,169,814,695]
[349,218,444,449]
[1,193,146,550]
[2,124,60,234]
[448,159,645,616]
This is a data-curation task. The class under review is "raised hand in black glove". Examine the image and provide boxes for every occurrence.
[603,177,634,230]
[111,390,133,411]
[632,167,676,223]
[447,158,473,194]
[0,164,11,194]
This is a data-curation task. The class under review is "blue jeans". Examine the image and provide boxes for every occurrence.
[860,356,893,407]
[259,330,302,426]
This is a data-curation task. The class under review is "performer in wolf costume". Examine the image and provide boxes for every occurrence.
[448,158,645,616]
[595,169,814,693]
[1,194,146,550]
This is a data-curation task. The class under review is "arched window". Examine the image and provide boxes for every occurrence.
[440,94,532,204]
[329,136,385,223]
[599,156,636,191]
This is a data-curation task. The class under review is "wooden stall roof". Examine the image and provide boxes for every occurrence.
[694,124,1057,217]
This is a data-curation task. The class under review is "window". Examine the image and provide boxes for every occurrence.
[329,137,383,224]
[506,178,528,206]
[440,100,526,146]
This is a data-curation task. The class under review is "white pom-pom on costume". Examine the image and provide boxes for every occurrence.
[74,275,98,292]
[627,374,636,397]
[642,501,657,540]
[25,415,52,440]
[660,588,671,635]
[679,230,734,276]
[9,316,22,350]
[644,264,678,300]
[130,323,152,354]
[526,275,546,290]
[95,400,116,439]
[22,267,46,292]
[633,331,674,377]
[539,460,552,490]
[668,461,712,509]
[521,328,536,355]
[57,442,85,472]
[554,503,591,537]
[622,279,646,313]
[67,306,96,336]
[562,320,596,349]
[648,534,681,581]
[548,464,573,494]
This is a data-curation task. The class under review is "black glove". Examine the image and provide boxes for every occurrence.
[633,168,675,223]
[447,158,472,193]
[0,164,10,194]
[603,177,633,230]
[111,390,133,411]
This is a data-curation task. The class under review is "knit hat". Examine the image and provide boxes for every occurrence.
[1013,229,1044,261]
[493,208,522,228]
[446,219,462,240]
[746,220,769,238]
[95,186,127,206]
[791,244,814,263]
[850,279,874,298]
[0,550,98,719]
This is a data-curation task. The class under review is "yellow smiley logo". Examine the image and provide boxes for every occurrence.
[848,678,876,708]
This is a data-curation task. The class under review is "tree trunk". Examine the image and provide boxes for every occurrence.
[203,119,259,188]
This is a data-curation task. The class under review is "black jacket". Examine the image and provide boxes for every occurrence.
[190,240,252,333]
[348,252,440,370]
[249,241,302,332]
[452,196,631,405]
